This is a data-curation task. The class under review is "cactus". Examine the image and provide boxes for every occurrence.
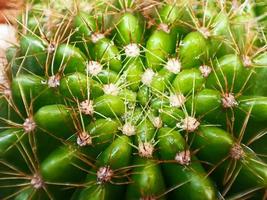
[1,0,267,199]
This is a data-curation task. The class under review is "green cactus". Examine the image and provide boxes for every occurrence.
[1,0,267,199]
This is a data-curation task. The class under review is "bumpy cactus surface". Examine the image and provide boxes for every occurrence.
[1,0,267,199]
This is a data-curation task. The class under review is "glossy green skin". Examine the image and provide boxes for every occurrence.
[191,126,267,189]
[93,38,122,73]
[186,89,221,116]
[126,158,166,200]
[11,74,62,112]
[254,0,267,22]
[20,35,47,75]
[116,12,144,45]
[210,12,233,57]
[158,128,217,200]
[59,72,103,100]
[160,107,184,128]
[130,107,143,125]
[157,128,185,159]
[206,54,251,93]
[231,147,267,189]
[0,129,24,157]
[41,145,85,181]
[172,68,205,94]
[135,118,155,145]
[34,104,75,138]
[94,94,125,118]
[96,135,132,168]
[159,4,181,24]
[191,126,234,164]
[86,118,120,156]
[0,129,27,171]
[248,52,267,96]
[150,98,169,112]
[150,68,175,93]
[14,187,48,200]
[18,12,44,36]
[185,89,227,126]
[6,46,22,76]
[136,86,150,106]
[60,72,88,100]
[76,183,122,200]
[77,136,132,200]
[0,96,22,126]
[93,69,118,84]
[125,58,144,91]
[54,44,87,74]
[113,0,133,9]
[72,12,96,38]
[159,3,191,36]
[237,96,267,122]
[180,32,208,68]
[231,12,256,53]
[40,145,86,200]
[196,0,219,23]
[145,29,176,71]
[71,12,97,56]
[118,89,137,103]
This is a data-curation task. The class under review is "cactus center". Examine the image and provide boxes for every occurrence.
[230,144,244,160]
[169,93,186,108]
[221,93,238,108]
[152,117,163,129]
[124,43,140,57]
[2,88,11,97]
[158,23,170,33]
[31,174,43,189]
[141,69,155,86]
[91,33,105,43]
[199,27,211,39]
[80,100,94,115]
[47,43,55,54]
[122,123,136,136]
[175,150,191,165]
[103,83,119,96]
[177,116,200,132]
[165,58,181,74]
[47,75,60,88]
[242,55,252,68]
[23,118,36,133]
[199,65,212,77]
[138,142,154,158]
[97,166,114,184]
[86,61,103,76]
[77,131,92,146]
